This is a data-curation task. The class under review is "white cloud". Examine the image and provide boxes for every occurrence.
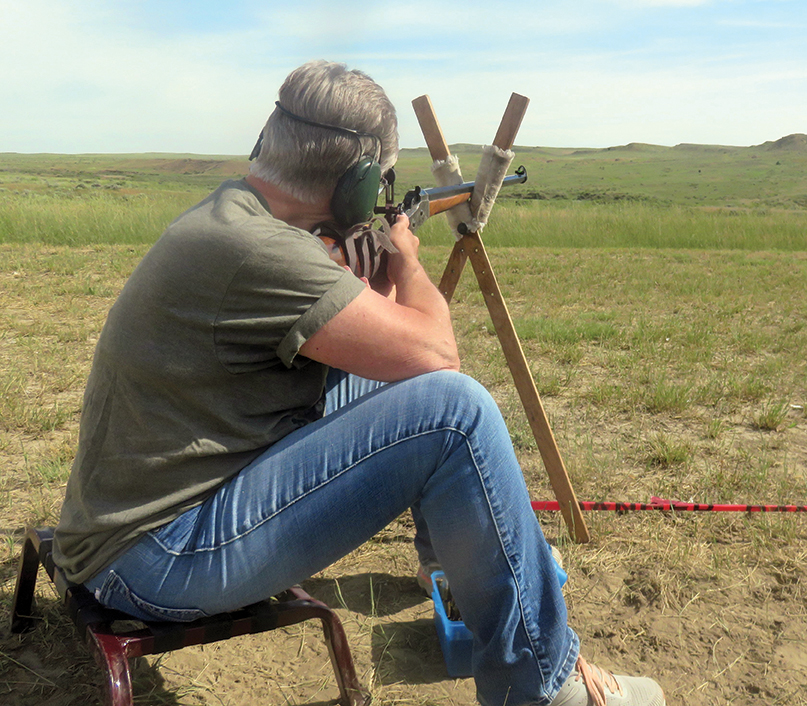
[719,18,807,29]
[609,0,714,6]
[1,0,291,152]
[1,0,805,153]
[506,59,807,147]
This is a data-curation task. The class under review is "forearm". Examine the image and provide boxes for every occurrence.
[300,215,460,381]
[387,259,459,373]
[381,214,459,372]
[300,281,459,381]
[392,259,448,319]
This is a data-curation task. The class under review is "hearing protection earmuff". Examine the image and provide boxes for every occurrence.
[250,102,383,229]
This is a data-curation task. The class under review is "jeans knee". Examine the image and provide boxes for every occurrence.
[427,369,489,400]
[416,371,502,430]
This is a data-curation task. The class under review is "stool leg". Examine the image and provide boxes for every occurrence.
[89,631,135,706]
[10,529,42,633]
[285,587,370,706]
[318,610,371,706]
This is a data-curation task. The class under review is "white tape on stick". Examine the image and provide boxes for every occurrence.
[469,144,515,232]
[431,155,475,241]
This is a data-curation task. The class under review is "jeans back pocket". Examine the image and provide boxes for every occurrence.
[97,569,210,623]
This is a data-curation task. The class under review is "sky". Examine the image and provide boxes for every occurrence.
[2,0,806,155]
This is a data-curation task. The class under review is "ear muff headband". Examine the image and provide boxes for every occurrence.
[256,102,382,228]
[273,102,381,153]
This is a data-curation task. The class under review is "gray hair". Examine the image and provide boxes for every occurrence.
[249,61,399,204]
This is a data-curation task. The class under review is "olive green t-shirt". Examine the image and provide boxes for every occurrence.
[54,179,366,584]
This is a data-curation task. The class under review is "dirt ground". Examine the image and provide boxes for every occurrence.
[3,449,806,706]
[1,245,806,705]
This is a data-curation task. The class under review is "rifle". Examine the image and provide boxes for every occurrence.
[316,166,527,282]
[376,165,528,232]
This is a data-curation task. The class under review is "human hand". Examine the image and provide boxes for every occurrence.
[385,214,421,285]
[343,265,370,287]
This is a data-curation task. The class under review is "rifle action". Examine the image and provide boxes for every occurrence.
[316,166,527,282]
[377,165,528,232]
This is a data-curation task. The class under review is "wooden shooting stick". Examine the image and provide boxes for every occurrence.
[412,94,590,543]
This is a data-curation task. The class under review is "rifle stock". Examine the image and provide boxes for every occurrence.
[429,192,471,217]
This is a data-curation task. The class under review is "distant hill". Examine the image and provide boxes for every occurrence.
[438,134,807,209]
[602,142,668,153]
[672,143,740,153]
[756,133,807,152]
[2,134,805,208]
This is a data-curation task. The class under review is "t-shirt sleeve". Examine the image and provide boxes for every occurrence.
[214,227,367,370]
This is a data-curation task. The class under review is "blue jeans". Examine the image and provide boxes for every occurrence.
[84,369,579,705]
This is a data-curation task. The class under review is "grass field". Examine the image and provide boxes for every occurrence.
[3,137,806,250]
[1,141,806,705]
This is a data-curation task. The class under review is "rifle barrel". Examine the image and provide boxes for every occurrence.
[421,169,527,201]
[380,166,528,231]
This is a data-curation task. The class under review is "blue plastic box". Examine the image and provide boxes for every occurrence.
[430,558,567,678]
[431,571,474,677]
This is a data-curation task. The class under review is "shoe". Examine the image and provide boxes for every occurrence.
[550,656,665,706]
[550,544,564,570]
[416,561,442,595]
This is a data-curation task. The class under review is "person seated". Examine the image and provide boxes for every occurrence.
[54,60,665,706]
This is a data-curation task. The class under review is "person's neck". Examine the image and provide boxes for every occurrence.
[245,175,333,231]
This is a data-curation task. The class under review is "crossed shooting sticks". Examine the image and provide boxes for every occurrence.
[412,94,591,544]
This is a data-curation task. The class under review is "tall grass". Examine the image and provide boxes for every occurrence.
[6,191,803,251]
[419,200,807,251]
[0,190,201,245]
[2,150,806,249]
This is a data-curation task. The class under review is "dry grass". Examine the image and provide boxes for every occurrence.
[1,243,806,705]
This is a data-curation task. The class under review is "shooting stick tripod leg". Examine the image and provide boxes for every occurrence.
[438,242,468,302]
[411,93,590,544]
[463,233,589,543]
[412,95,470,301]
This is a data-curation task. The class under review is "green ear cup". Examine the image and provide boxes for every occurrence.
[331,157,382,228]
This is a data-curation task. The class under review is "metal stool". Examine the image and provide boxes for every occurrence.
[11,527,371,706]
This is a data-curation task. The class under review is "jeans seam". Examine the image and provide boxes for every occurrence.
[463,434,551,694]
[150,425,464,556]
